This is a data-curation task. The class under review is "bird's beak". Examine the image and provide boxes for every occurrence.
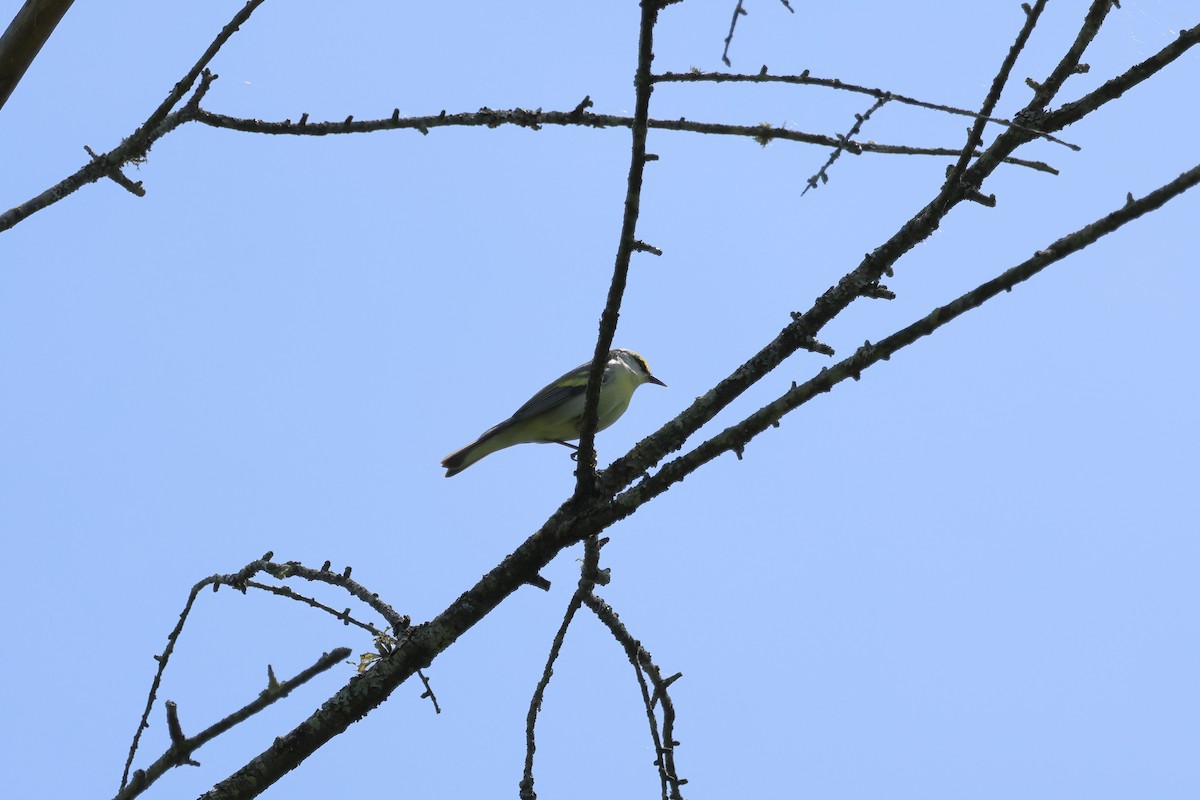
[647,375,667,387]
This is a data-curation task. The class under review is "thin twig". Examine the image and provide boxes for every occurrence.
[653,69,1080,150]
[245,581,382,635]
[520,591,585,800]
[0,0,268,232]
[254,560,410,631]
[584,592,686,800]
[1028,0,1115,110]
[415,669,442,715]
[116,648,351,800]
[803,95,890,194]
[721,0,747,67]
[575,0,663,496]
[120,555,410,792]
[119,557,264,792]
[721,0,793,66]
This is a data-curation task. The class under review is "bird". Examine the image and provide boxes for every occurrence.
[441,348,666,477]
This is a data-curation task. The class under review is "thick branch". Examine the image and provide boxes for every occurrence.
[198,19,1200,788]
[614,162,1200,510]
[0,0,75,112]
[1044,23,1200,131]
[596,6,1200,494]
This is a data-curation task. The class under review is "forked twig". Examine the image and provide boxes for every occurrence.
[116,648,350,800]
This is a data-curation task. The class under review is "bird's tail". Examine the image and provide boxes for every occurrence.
[440,424,516,477]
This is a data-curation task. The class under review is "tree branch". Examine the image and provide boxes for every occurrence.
[117,648,350,800]
[613,161,1200,510]
[0,0,75,112]
[653,68,1080,151]
[0,0,267,233]
[576,0,664,496]
[596,6,1200,494]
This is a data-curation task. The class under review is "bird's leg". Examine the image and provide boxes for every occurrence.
[553,440,580,461]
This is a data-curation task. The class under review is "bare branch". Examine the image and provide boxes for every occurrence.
[1044,23,1200,131]
[127,0,268,156]
[0,0,266,233]
[3,73,1065,237]
[575,0,664,496]
[116,648,350,800]
[721,0,793,67]
[120,558,247,793]
[583,592,686,800]
[244,581,383,635]
[0,0,75,112]
[614,161,1200,510]
[191,106,1056,173]
[1027,0,1115,110]
[653,69,1080,150]
[120,554,409,793]
[721,0,748,68]
[938,0,1047,213]
[596,9,1200,495]
[521,591,585,800]
[803,95,890,194]
[83,145,145,197]
[11,2,1188,796]
[183,28,1200,798]
[255,560,410,632]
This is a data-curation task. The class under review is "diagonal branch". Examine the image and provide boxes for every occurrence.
[613,161,1200,511]
[0,0,75,112]
[803,94,890,194]
[191,156,1200,800]
[125,0,268,157]
[120,554,273,793]
[937,0,1047,212]
[1043,23,1200,131]
[115,648,350,800]
[195,10,1200,790]
[596,5,1200,495]
[0,0,267,233]
[120,554,409,794]
[1027,0,1114,109]
[520,591,585,800]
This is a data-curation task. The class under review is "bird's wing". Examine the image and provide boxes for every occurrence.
[508,357,612,422]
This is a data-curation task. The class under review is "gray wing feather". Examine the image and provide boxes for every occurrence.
[507,357,612,422]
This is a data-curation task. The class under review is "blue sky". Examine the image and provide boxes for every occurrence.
[2,2,1198,798]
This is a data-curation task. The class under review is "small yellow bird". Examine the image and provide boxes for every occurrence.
[441,348,666,477]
